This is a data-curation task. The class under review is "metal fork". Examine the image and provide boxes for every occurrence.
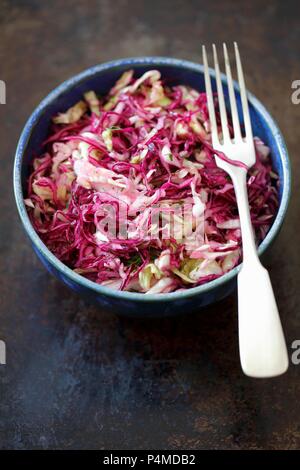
[202,43,288,378]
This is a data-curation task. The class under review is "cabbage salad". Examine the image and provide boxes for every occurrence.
[25,70,278,293]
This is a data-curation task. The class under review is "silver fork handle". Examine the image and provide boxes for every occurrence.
[231,167,289,378]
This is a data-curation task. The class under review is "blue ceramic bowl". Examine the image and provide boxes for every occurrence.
[14,57,291,317]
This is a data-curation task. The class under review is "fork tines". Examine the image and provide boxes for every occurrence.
[202,43,253,146]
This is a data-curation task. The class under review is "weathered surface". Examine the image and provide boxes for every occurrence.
[0,0,300,450]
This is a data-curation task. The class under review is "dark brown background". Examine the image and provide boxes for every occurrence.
[0,0,300,450]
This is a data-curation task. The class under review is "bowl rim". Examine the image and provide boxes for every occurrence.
[14,56,291,302]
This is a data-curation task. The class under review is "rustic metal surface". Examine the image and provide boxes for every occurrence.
[0,0,300,450]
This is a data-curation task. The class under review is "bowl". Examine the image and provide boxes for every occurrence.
[14,57,291,317]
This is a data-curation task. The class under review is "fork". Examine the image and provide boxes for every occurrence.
[202,43,289,378]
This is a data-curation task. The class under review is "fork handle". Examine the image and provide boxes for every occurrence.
[231,168,289,378]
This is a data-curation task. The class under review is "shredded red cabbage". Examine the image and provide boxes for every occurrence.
[25,70,279,293]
